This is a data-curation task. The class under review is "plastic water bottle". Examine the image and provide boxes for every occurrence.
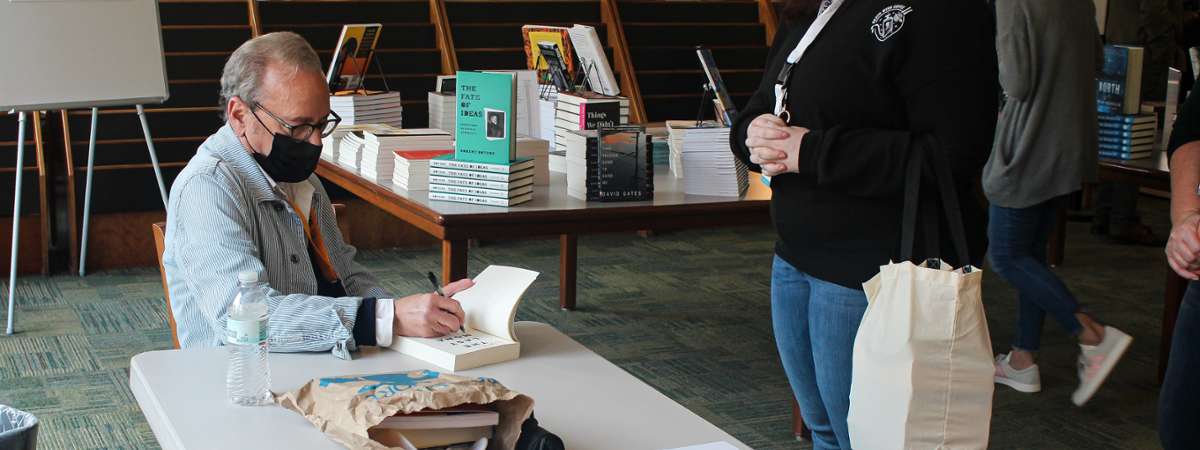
[226,271,272,406]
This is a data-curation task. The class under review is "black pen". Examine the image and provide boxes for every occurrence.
[427,271,466,333]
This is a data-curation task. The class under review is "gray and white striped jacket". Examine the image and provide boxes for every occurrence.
[163,124,387,357]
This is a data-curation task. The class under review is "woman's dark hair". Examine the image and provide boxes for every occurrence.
[781,0,823,21]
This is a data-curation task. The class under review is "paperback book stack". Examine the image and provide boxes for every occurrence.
[1096,44,1154,160]
[322,127,351,162]
[666,121,687,178]
[560,126,654,201]
[428,91,456,133]
[393,149,453,191]
[359,128,453,183]
[428,156,536,206]
[337,130,367,170]
[324,124,399,164]
[428,70,534,207]
[552,92,629,171]
[516,136,551,185]
[651,136,670,166]
[330,91,404,128]
[667,121,748,197]
[1098,113,1157,160]
[538,94,561,171]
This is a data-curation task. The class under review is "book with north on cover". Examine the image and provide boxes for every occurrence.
[389,265,539,372]
[1097,45,1144,115]
[455,71,517,165]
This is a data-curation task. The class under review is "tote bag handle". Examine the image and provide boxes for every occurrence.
[899,136,971,266]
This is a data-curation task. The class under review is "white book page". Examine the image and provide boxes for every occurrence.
[454,265,539,341]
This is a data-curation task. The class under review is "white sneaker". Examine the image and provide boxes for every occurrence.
[994,353,1042,393]
[1072,326,1133,406]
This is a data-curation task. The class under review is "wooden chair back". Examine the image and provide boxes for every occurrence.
[152,203,350,349]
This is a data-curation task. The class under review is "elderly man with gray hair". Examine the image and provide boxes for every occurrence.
[163,32,472,357]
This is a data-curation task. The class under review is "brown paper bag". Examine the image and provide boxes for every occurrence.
[277,370,535,450]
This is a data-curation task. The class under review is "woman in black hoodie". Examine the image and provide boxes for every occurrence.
[729,0,998,447]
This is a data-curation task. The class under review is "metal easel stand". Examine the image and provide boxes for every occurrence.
[5,111,27,335]
[78,104,168,276]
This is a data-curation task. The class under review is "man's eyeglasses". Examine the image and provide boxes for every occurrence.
[250,101,341,141]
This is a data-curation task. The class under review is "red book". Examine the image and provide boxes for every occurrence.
[395,149,453,161]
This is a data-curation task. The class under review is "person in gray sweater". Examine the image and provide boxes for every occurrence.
[986,0,1133,406]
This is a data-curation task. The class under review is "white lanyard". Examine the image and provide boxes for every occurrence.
[773,0,846,120]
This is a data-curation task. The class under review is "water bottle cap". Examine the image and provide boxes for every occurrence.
[237,271,259,284]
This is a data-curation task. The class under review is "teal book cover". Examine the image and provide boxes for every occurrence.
[455,71,517,164]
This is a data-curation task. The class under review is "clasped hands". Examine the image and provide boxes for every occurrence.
[745,114,809,177]
[1168,212,1200,280]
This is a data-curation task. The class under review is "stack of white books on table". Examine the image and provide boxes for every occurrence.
[337,131,366,170]
[322,128,349,162]
[322,124,397,162]
[560,129,596,200]
[335,124,404,171]
[552,92,628,172]
[537,93,558,142]
[666,121,690,178]
[428,157,537,207]
[516,136,550,186]
[668,121,748,197]
[393,149,453,191]
[330,91,404,128]
[538,96,562,171]
[428,91,456,133]
[360,128,453,183]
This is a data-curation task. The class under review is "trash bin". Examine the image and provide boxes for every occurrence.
[0,405,37,450]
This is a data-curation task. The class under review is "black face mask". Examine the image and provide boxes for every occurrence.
[250,132,322,183]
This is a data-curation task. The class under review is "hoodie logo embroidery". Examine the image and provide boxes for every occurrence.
[871,5,913,42]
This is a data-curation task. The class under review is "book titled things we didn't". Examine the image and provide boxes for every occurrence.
[454,71,517,165]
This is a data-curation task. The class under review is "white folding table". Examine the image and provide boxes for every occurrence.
[130,321,749,450]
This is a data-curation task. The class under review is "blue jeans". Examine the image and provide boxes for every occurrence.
[1160,281,1200,449]
[987,196,1083,352]
[771,255,868,450]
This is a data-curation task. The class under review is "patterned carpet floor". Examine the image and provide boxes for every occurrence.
[0,198,1174,449]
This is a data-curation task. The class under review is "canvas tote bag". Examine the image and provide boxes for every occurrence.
[847,141,994,449]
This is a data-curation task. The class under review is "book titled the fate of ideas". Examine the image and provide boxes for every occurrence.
[455,71,517,165]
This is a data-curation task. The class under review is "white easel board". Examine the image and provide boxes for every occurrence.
[0,0,169,111]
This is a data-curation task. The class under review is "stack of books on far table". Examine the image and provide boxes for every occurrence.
[428,70,535,207]
[428,91,456,133]
[560,126,653,201]
[552,92,629,172]
[1098,113,1157,160]
[1096,44,1154,160]
[393,149,453,191]
[335,124,404,171]
[360,128,453,183]
[330,91,404,128]
[428,157,536,207]
[667,120,747,197]
[516,136,550,186]
[337,130,367,171]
